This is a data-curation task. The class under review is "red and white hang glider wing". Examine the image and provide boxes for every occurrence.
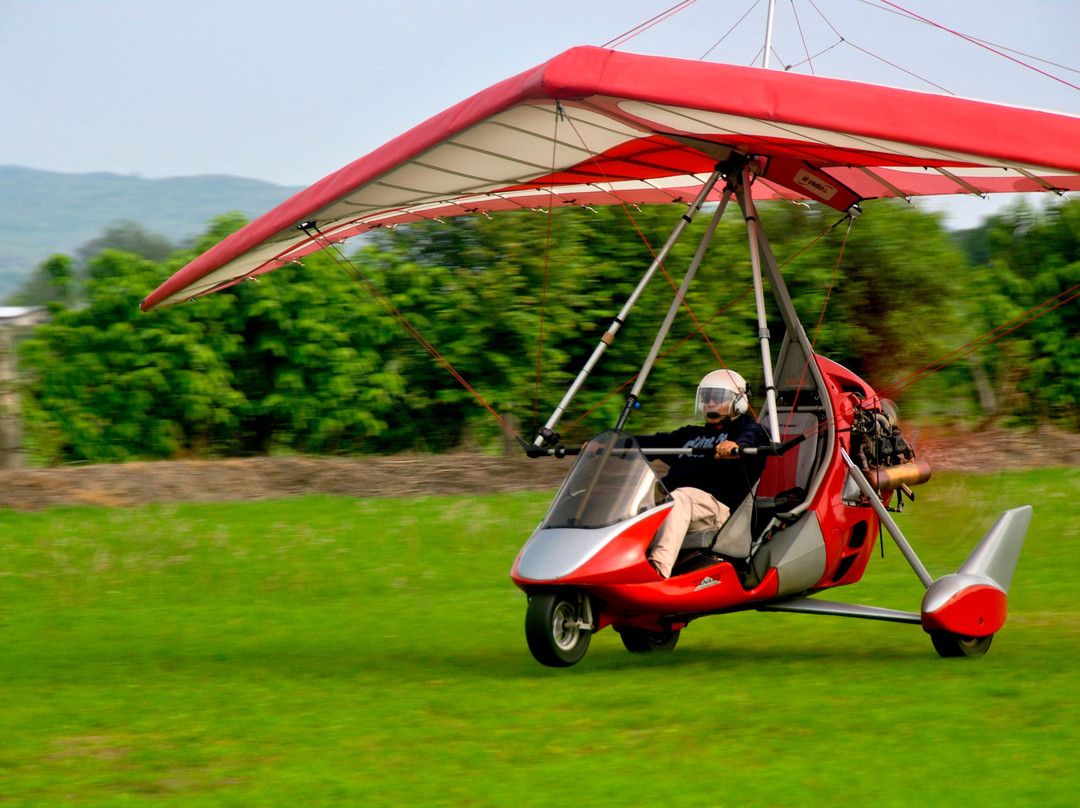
[142,46,1080,310]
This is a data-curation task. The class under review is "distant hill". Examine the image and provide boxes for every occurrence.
[0,166,302,300]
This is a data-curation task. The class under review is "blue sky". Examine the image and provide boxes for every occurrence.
[2,0,1078,227]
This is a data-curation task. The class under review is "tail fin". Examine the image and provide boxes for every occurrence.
[957,505,1032,593]
[921,505,1032,637]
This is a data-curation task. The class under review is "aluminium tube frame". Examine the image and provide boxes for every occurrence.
[738,167,781,445]
[616,183,736,430]
[840,447,934,588]
[533,167,725,446]
[735,170,844,517]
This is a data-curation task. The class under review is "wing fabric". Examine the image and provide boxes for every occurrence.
[142,45,1080,310]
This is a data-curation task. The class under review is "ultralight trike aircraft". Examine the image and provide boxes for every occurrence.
[142,46,1080,667]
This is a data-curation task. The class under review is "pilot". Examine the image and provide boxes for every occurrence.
[635,369,769,578]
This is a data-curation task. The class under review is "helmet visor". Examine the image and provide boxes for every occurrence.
[695,387,737,418]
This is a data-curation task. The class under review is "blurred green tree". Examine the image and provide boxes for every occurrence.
[972,200,1080,426]
[763,200,970,413]
[7,222,176,308]
[26,194,1067,464]
[367,199,971,439]
[20,248,244,462]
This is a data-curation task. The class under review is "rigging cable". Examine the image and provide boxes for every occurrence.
[805,0,951,94]
[780,211,856,438]
[873,282,1080,403]
[566,211,847,433]
[699,0,761,61]
[811,216,853,350]
[873,0,1080,94]
[603,0,701,50]
[790,0,816,74]
[566,288,754,432]
[560,113,727,371]
[794,281,1080,445]
[299,222,521,439]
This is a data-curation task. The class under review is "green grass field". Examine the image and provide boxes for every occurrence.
[2,468,1078,806]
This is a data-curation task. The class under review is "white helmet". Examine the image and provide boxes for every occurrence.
[695,369,749,419]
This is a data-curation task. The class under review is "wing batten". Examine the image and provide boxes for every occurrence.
[854,166,910,201]
[142,45,1080,311]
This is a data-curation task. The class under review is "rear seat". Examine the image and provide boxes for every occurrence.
[757,409,824,506]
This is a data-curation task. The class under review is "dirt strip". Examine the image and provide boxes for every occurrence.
[1,425,1077,512]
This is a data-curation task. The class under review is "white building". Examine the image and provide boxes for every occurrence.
[1,306,49,468]
[0,306,50,327]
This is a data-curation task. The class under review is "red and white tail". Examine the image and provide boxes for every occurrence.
[921,506,1032,637]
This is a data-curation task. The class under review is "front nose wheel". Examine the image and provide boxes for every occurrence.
[930,630,993,658]
[525,592,591,667]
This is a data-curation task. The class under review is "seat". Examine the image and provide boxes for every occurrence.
[678,481,759,560]
[757,409,824,506]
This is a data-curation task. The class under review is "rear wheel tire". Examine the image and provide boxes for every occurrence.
[619,626,681,654]
[525,592,591,667]
[931,631,993,658]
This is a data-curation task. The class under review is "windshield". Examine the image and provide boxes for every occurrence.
[541,430,672,529]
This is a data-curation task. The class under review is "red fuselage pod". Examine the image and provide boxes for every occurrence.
[759,355,887,596]
[511,503,781,630]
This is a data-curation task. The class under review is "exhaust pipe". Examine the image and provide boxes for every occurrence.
[867,459,932,493]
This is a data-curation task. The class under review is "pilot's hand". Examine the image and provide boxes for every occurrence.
[715,440,739,459]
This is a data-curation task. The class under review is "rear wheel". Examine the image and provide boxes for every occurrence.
[619,626,681,654]
[525,592,591,667]
[931,631,993,658]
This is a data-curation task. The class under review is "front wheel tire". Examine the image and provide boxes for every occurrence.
[930,631,993,658]
[525,592,591,667]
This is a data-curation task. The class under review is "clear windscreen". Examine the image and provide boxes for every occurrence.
[540,430,672,529]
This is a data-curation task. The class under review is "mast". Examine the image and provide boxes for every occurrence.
[762,0,776,69]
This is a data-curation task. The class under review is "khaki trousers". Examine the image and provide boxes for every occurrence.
[648,487,731,578]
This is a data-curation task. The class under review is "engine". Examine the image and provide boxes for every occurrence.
[850,400,931,499]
